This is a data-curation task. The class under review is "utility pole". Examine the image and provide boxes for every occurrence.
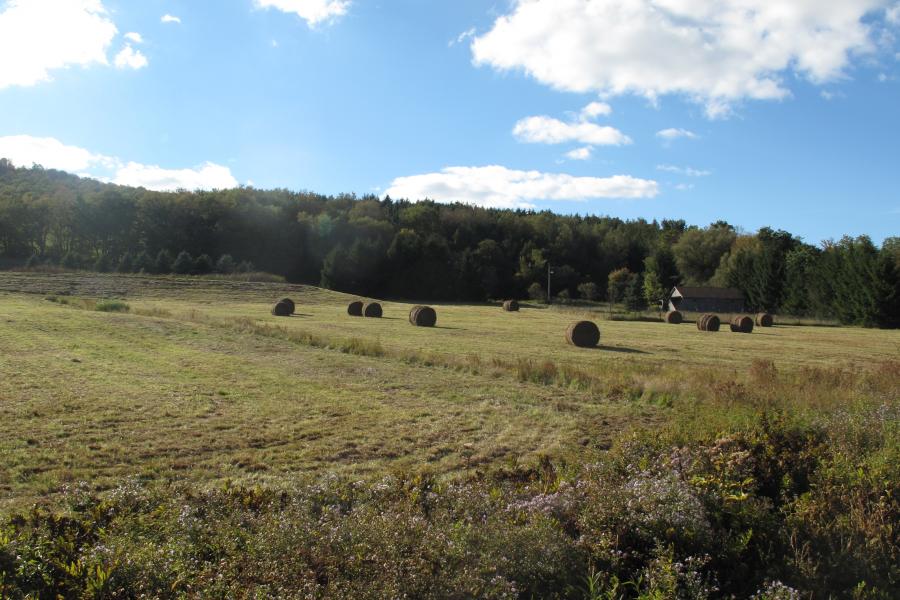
[547,263,554,304]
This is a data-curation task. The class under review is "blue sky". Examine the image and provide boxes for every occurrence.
[0,0,898,245]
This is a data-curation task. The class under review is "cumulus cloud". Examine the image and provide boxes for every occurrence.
[472,0,889,117]
[254,0,349,26]
[513,116,631,146]
[0,0,118,89]
[123,32,143,43]
[656,128,698,141]
[114,162,238,191]
[657,164,711,177]
[565,146,593,160]
[385,165,658,209]
[161,14,181,24]
[0,135,238,191]
[114,45,148,70]
[580,101,612,119]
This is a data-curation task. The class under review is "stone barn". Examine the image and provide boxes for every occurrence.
[667,286,745,313]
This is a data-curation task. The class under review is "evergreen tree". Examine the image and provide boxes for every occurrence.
[172,251,194,275]
[194,253,213,274]
[154,250,173,274]
[215,254,236,274]
[624,272,646,311]
[116,252,133,273]
[133,251,153,273]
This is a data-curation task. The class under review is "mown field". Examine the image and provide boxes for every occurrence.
[1,272,898,598]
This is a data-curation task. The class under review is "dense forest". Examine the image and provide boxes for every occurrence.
[1,159,898,327]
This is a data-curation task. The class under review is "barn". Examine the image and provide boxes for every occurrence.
[667,286,745,313]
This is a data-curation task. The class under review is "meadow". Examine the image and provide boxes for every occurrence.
[0,272,897,598]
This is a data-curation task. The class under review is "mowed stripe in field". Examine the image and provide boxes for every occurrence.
[0,295,638,510]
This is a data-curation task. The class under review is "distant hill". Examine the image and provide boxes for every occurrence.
[1,159,898,326]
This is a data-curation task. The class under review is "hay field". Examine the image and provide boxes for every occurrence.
[1,272,897,511]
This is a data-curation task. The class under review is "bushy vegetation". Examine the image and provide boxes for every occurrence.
[2,161,897,326]
[1,405,896,599]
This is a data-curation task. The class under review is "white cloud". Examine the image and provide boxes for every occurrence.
[656,128,698,141]
[253,0,349,26]
[513,116,631,146]
[385,165,658,209]
[580,101,612,120]
[123,32,143,43]
[0,135,116,171]
[114,162,238,191]
[674,183,695,191]
[565,146,593,160]
[450,27,476,47]
[888,3,900,24]
[114,45,148,70]
[0,0,118,89]
[161,14,181,24]
[0,135,238,191]
[472,0,888,117]
[657,164,711,177]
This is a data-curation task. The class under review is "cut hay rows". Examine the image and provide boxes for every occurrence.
[697,313,721,332]
[363,302,383,318]
[756,313,774,327]
[665,310,683,324]
[502,300,519,312]
[409,305,437,327]
[566,320,600,348]
[271,301,292,317]
[347,300,363,316]
[279,297,295,314]
[730,315,754,333]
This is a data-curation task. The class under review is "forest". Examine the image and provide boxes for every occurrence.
[1,159,898,327]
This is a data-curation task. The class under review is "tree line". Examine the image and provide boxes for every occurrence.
[1,159,898,327]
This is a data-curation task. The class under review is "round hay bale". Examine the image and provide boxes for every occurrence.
[697,313,720,332]
[502,300,519,312]
[271,300,292,317]
[756,312,774,327]
[566,320,600,348]
[347,300,363,316]
[665,310,683,324]
[409,305,436,327]
[730,315,754,333]
[363,302,382,318]
[279,297,295,314]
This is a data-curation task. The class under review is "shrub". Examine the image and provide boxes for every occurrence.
[94,299,130,313]
[577,281,599,301]
[527,281,545,302]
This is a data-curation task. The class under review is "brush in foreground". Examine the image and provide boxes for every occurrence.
[279,297,295,314]
[347,301,363,316]
[665,310,683,324]
[697,313,721,332]
[566,320,600,347]
[409,305,437,327]
[502,300,519,312]
[363,302,383,318]
[730,315,754,333]
[756,312,774,327]
[271,301,292,317]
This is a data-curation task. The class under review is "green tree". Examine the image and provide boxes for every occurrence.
[607,267,631,305]
[577,281,599,301]
[673,224,736,284]
[172,251,193,275]
[215,254,236,274]
[116,252,133,273]
[154,250,173,274]
[624,272,645,311]
[194,253,213,274]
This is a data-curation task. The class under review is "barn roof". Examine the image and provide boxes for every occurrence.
[671,286,744,300]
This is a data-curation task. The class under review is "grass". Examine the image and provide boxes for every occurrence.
[1,272,897,597]
[0,271,897,513]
